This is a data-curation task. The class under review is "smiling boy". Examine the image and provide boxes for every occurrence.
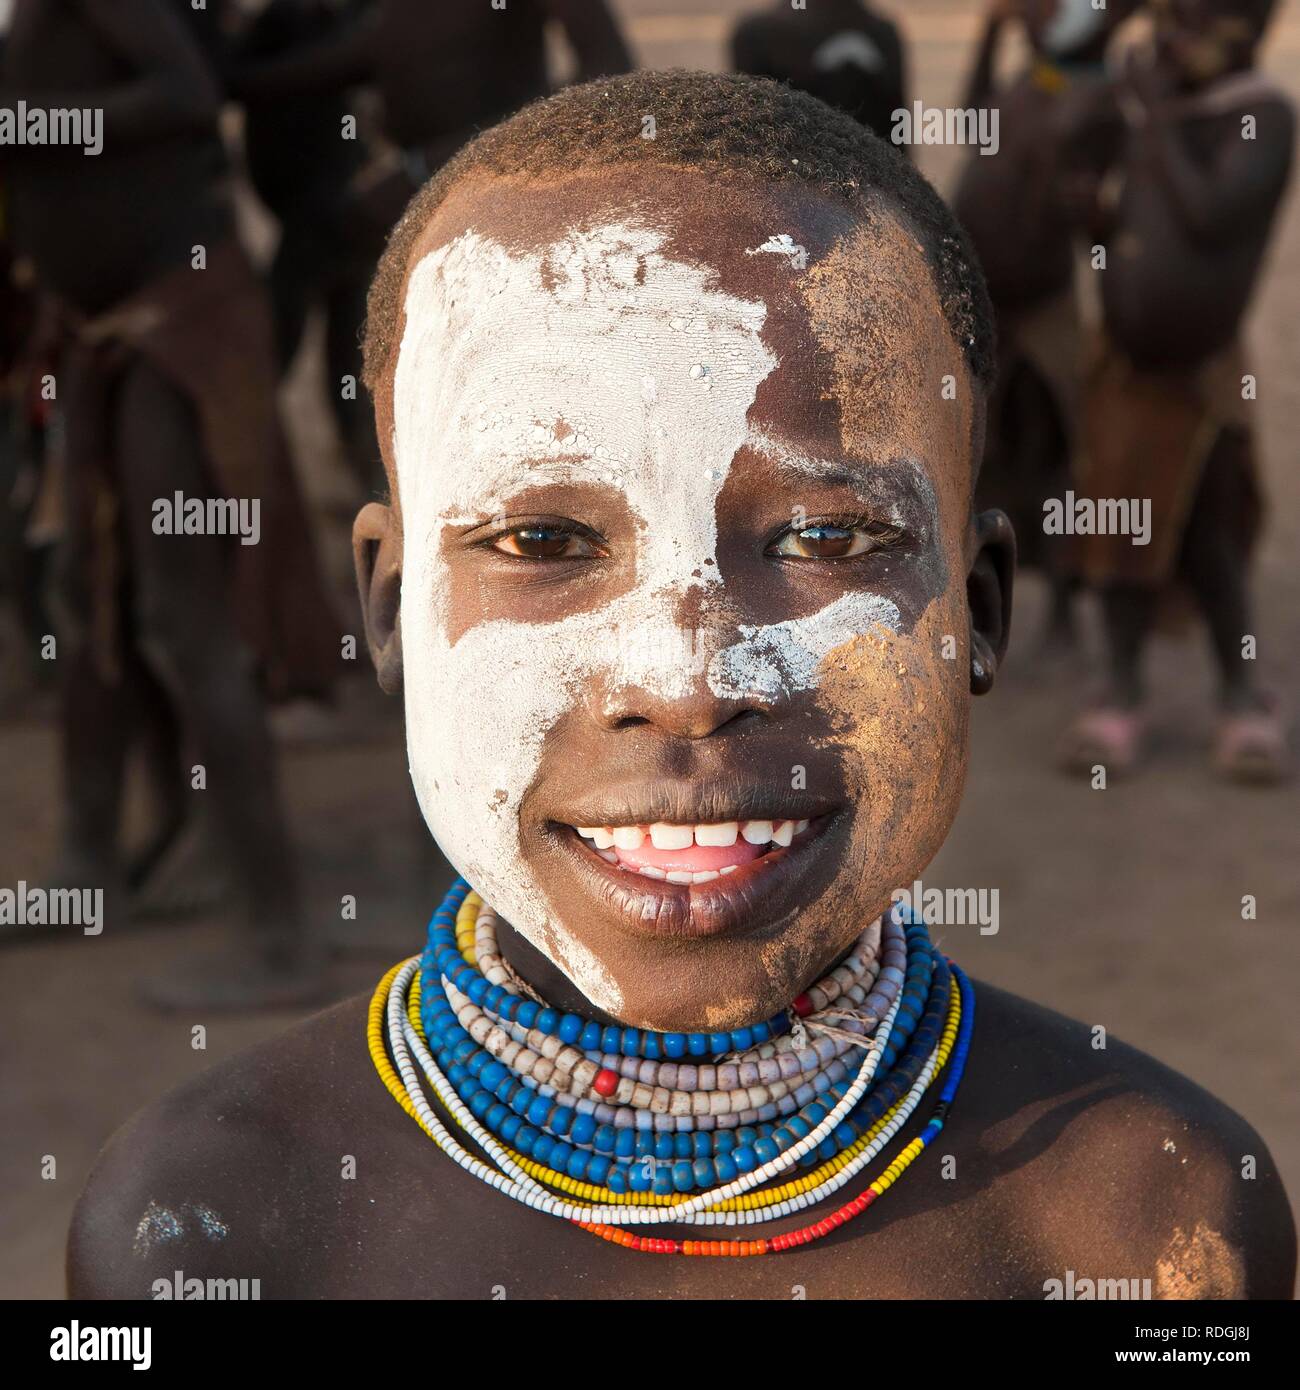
[67,72,1294,1299]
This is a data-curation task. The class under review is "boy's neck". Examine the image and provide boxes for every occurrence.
[492,909,860,1031]
[495,913,625,1027]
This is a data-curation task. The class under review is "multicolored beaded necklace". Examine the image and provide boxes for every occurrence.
[369,876,975,1257]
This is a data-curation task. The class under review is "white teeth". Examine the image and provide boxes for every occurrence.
[638,865,666,880]
[692,870,720,884]
[694,821,738,847]
[649,822,694,850]
[577,817,812,856]
[665,870,694,884]
[596,847,618,863]
[720,864,738,875]
[578,827,618,850]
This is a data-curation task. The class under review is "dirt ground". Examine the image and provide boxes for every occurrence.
[1,1,1297,1299]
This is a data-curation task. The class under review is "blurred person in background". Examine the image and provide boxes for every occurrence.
[230,0,633,252]
[1061,0,1294,780]
[954,0,1140,657]
[233,0,383,497]
[731,0,907,143]
[0,0,340,1006]
[0,150,53,704]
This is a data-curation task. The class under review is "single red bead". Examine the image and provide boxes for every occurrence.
[593,1067,619,1096]
[792,993,814,1018]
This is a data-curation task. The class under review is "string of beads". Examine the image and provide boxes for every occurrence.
[368,876,975,1256]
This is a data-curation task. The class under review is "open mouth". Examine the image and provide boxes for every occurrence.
[542,805,845,939]
[571,819,815,885]
[533,778,850,939]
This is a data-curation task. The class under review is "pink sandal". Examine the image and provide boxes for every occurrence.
[1060,706,1146,777]
[1213,699,1290,784]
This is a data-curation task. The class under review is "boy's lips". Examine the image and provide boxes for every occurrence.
[540,807,846,939]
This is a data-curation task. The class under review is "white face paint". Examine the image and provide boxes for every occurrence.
[745,233,808,269]
[393,221,901,1009]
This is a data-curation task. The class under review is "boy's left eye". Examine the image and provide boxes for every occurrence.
[491,525,604,559]
[767,524,879,560]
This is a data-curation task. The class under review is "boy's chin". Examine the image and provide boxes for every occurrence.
[592,973,811,1039]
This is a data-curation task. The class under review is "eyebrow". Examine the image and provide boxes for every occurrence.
[480,450,609,490]
[513,452,601,473]
[744,427,907,491]
[743,426,943,536]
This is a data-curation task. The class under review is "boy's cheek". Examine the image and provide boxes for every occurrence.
[818,600,970,890]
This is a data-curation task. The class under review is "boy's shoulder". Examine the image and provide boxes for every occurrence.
[67,980,1296,1299]
[957,983,1295,1298]
[66,989,447,1299]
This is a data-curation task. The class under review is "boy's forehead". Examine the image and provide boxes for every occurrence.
[392,165,974,515]
[404,164,858,298]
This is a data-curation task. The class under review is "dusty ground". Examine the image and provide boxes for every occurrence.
[1,1,1297,1299]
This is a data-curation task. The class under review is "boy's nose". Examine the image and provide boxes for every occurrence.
[584,587,776,739]
[591,676,766,740]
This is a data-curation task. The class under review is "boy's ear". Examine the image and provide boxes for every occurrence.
[967,508,1015,695]
[353,502,403,694]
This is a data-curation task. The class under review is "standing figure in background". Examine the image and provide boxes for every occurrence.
[231,0,632,253]
[235,0,382,498]
[0,172,52,703]
[954,0,1138,656]
[1,0,340,1004]
[731,0,907,141]
[1063,0,1294,780]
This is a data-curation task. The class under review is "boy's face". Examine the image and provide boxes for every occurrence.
[359,166,1011,1031]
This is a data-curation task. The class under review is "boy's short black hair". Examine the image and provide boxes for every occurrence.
[363,69,995,394]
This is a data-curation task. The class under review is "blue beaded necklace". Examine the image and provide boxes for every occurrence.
[425,883,788,1058]
[419,878,945,1195]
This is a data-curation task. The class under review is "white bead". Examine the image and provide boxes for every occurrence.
[382,912,949,1233]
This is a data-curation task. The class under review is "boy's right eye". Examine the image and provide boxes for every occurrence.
[490,524,606,560]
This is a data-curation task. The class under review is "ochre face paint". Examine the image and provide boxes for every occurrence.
[389,169,979,1028]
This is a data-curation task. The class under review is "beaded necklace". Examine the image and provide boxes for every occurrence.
[370,877,975,1257]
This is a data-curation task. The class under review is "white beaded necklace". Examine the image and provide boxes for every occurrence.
[383,954,945,1229]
